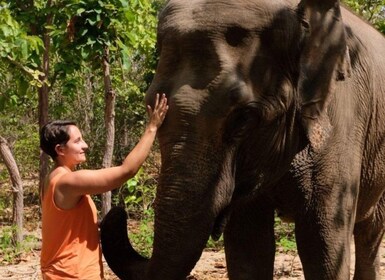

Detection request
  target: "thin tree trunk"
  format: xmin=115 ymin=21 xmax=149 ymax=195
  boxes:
xmin=0 ymin=136 xmax=24 ymax=244
xmin=38 ymin=2 xmax=52 ymax=201
xmin=101 ymin=46 xmax=116 ymax=217
xmin=81 ymin=73 xmax=95 ymax=136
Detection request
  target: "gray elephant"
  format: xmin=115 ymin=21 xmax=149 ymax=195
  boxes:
xmin=100 ymin=0 xmax=385 ymax=279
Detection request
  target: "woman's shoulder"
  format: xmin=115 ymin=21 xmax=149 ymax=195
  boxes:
xmin=49 ymin=166 xmax=70 ymax=181
xmin=45 ymin=167 xmax=70 ymax=193
xmin=42 ymin=166 xmax=69 ymax=203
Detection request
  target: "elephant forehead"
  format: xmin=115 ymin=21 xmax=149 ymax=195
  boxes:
xmin=160 ymin=0 xmax=291 ymax=33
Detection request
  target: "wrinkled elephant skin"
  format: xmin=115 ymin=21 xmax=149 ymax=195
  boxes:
xmin=101 ymin=0 xmax=385 ymax=279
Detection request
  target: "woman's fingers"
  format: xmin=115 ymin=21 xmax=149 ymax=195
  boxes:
xmin=148 ymin=93 xmax=168 ymax=128
xmin=154 ymin=93 xmax=160 ymax=110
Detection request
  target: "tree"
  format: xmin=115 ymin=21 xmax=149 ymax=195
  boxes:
xmin=0 ymin=2 xmax=43 ymax=244
xmin=61 ymin=0 xmax=158 ymax=216
xmin=6 ymin=0 xmax=63 ymax=203
xmin=0 ymin=137 xmax=23 ymax=244
xmin=343 ymin=0 xmax=385 ymax=34
xmin=1 ymin=0 xmax=160 ymax=240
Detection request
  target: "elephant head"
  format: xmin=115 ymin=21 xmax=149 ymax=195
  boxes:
xmin=101 ymin=0 xmax=351 ymax=279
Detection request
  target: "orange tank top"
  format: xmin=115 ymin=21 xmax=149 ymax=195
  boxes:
xmin=40 ymin=170 xmax=103 ymax=279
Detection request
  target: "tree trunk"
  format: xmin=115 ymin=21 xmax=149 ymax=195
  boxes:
xmin=80 ymin=73 xmax=95 ymax=136
xmin=38 ymin=1 xmax=52 ymax=202
xmin=101 ymin=46 xmax=116 ymax=217
xmin=0 ymin=136 xmax=24 ymax=244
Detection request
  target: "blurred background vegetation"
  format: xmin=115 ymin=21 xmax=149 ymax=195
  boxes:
xmin=0 ymin=0 xmax=384 ymax=263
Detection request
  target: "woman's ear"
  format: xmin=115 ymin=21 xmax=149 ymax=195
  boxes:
xmin=297 ymin=0 xmax=350 ymax=150
xmin=55 ymin=144 xmax=65 ymax=157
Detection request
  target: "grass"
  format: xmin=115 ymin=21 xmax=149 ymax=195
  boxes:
xmin=128 ymin=209 xmax=154 ymax=258
xmin=0 ymin=226 xmax=40 ymax=265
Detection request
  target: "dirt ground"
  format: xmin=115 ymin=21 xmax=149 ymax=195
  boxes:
xmin=0 ymin=197 xmax=384 ymax=280
xmin=1 ymin=239 xmax=385 ymax=280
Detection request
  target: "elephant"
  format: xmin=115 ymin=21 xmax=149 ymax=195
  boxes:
xmin=100 ymin=0 xmax=385 ymax=279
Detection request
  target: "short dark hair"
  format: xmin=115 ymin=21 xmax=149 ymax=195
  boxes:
xmin=40 ymin=120 xmax=77 ymax=160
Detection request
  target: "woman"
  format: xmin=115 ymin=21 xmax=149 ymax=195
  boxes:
xmin=39 ymin=94 xmax=168 ymax=279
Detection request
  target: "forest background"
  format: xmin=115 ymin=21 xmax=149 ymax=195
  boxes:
xmin=0 ymin=0 xmax=384 ymax=264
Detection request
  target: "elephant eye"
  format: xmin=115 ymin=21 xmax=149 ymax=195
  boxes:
xmin=225 ymin=26 xmax=249 ymax=47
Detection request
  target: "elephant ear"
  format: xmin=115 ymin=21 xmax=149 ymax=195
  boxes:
xmin=297 ymin=0 xmax=350 ymax=151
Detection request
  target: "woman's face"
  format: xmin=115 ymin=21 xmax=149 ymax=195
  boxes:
xmin=60 ymin=125 xmax=89 ymax=166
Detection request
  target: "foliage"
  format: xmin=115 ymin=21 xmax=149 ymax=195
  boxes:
xmin=0 ymin=194 xmax=11 ymax=217
xmin=53 ymin=0 xmax=158 ymax=73
xmin=0 ymin=2 xmax=43 ymax=63
xmin=343 ymin=0 xmax=385 ymax=34
xmin=0 ymin=226 xmax=17 ymax=263
xmin=121 ymin=167 xmax=157 ymax=215
xmin=44 ymin=0 xmax=160 ymax=171
xmin=206 ymin=235 xmax=224 ymax=250
xmin=128 ymin=208 xmax=154 ymax=258
xmin=0 ymin=2 xmax=43 ymax=111
xmin=275 ymin=217 xmax=297 ymax=253
xmin=0 ymin=114 xmax=39 ymax=178
xmin=0 ymin=226 xmax=39 ymax=264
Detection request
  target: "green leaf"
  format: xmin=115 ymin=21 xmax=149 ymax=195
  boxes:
xmin=81 ymin=48 xmax=90 ymax=59
xmin=77 ymin=8 xmax=86 ymax=15
xmin=81 ymin=29 xmax=88 ymax=36
xmin=121 ymin=50 xmax=131 ymax=70
xmin=119 ymin=0 xmax=129 ymax=8
xmin=86 ymin=37 xmax=96 ymax=46
xmin=86 ymin=18 xmax=97 ymax=26
xmin=20 ymin=40 xmax=28 ymax=59
xmin=0 ymin=25 xmax=12 ymax=37
xmin=10 ymin=94 xmax=18 ymax=105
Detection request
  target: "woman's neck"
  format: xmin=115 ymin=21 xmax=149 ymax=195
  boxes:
xmin=54 ymin=163 xmax=74 ymax=172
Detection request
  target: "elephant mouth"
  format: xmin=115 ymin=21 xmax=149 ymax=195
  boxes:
xmin=220 ymin=100 xmax=303 ymax=204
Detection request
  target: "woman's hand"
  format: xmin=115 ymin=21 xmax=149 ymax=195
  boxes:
xmin=147 ymin=93 xmax=169 ymax=131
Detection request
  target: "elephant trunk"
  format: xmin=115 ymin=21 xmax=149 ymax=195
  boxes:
xmin=147 ymin=143 xmax=224 ymax=279
xmin=100 ymin=207 xmax=148 ymax=280
xmin=101 ymin=141 xmax=227 ymax=280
